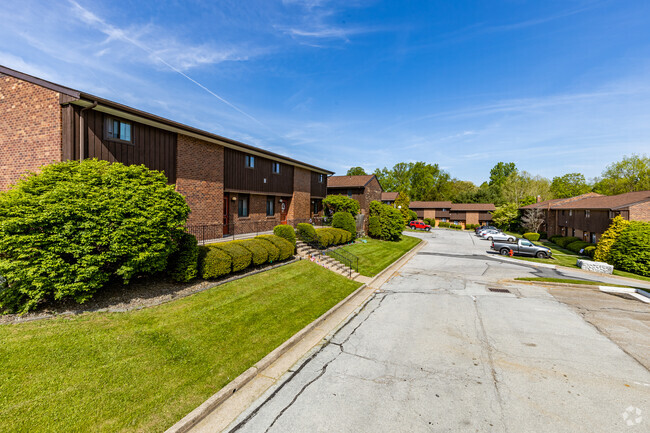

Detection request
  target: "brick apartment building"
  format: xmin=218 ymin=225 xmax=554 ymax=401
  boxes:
xmin=520 ymin=191 xmax=650 ymax=243
xmin=0 ymin=65 xmax=333 ymax=240
xmin=409 ymin=201 xmax=495 ymax=228
xmin=326 ymin=174 xmax=383 ymax=215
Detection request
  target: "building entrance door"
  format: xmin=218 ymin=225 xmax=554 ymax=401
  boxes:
xmin=223 ymin=194 xmax=230 ymax=235
xmin=280 ymin=199 xmax=288 ymax=224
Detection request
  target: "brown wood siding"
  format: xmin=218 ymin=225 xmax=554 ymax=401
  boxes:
xmin=557 ymin=209 xmax=610 ymax=233
xmin=311 ymin=171 xmax=327 ymax=197
xmin=69 ymin=107 xmax=176 ymax=183
xmin=224 ymin=148 xmax=294 ymax=195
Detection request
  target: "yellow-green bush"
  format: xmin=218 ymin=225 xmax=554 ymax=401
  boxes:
xmin=256 ymin=235 xmax=294 ymax=261
xmin=236 ymin=239 xmax=269 ymax=266
xmin=594 ymin=216 xmax=630 ymax=262
xmin=212 ymin=242 xmax=252 ymax=272
xmin=199 ymin=246 xmax=232 ymax=279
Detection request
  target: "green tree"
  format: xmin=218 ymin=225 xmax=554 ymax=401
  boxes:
xmin=491 ymin=202 xmax=520 ymax=230
xmin=346 ymin=166 xmax=367 ymax=176
xmin=448 ymin=180 xmax=478 ymax=202
xmin=373 ymin=161 xmax=453 ymax=200
xmin=489 ymin=162 xmax=517 ymax=186
xmin=394 ymin=192 xmax=411 ymax=222
xmin=501 ymin=171 xmax=551 ymax=206
xmin=593 ymin=154 xmax=650 ymax=195
xmin=550 ymin=173 xmax=592 ymax=198
xmin=594 ymin=215 xmax=630 ymax=263
xmin=322 ymin=195 xmax=360 ymax=216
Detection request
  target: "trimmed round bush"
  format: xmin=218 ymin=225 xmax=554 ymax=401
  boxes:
xmin=273 ymin=224 xmax=296 ymax=246
xmin=213 ymin=242 xmax=252 ymax=272
xmin=199 ymin=246 xmax=232 ymax=279
xmin=236 ymin=239 xmax=269 ymax=266
xmin=329 ymin=228 xmax=343 ymax=245
xmin=257 ymin=238 xmax=280 ymax=263
xmin=297 ymin=223 xmax=318 ymax=242
xmin=583 ymin=245 xmax=596 ymax=258
xmin=555 ymin=236 xmax=581 ymax=248
xmin=566 ymin=241 xmax=593 ymax=254
xmin=316 ymin=228 xmax=333 ymax=248
xmin=323 ymin=195 xmax=360 ymax=216
xmin=523 ymin=233 xmax=541 ymax=242
xmin=256 ymin=235 xmax=294 ymax=261
xmin=168 ymin=232 xmax=199 ymax=282
xmin=332 ymin=211 xmax=356 ymax=240
xmin=0 ymin=159 xmax=190 ymax=313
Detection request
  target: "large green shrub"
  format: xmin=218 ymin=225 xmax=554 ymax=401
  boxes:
xmin=608 ymin=221 xmax=650 ymax=276
xmin=316 ymin=228 xmax=334 ymax=248
xmin=323 ymin=195 xmax=360 ymax=216
xmin=594 ymin=216 xmax=630 ymax=262
xmin=273 ymin=224 xmax=296 ymax=246
xmin=168 ymin=232 xmax=199 ymax=282
xmin=236 ymin=239 xmax=269 ymax=266
xmin=449 ymin=224 xmax=462 ymax=230
xmin=258 ymin=238 xmax=280 ymax=262
xmin=566 ymin=241 xmax=594 ymax=254
xmin=212 ymin=242 xmax=252 ymax=272
xmin=0 ymin=159 xmax=190 ymax=313
xmin=256 ymin=235 xmax=294 ymax=261
xmin=523 ymin=233 xmax=540 ymax=242
xmin=297 ymin=223 xmax=318 ymax=242
xmin=368 ymin=216 xmax=381 ymax=238
xmin=332 ymin=211 xmax=356 ymax=240
xmin=583 ymin=245 xmax=596 ymax=258
xmin=369 ymin=200 xmax=382 ymax=217
xmin=439 ymin=222 xmax=450 ymax=228
xmin=379 ymin=206 xmax=404 ymax=241
xmin=199 ymin=246 xmax=232 ymax=279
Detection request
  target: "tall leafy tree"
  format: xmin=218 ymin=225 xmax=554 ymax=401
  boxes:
xmin=501 ymin=171 xmax=551 ymax=206
xmin=346 ymin=166 xmax=367 ymax=176
xmin=550 ymin=173 xmax=592 ymax=198
xmin=491 ymin=202 xmax=520 ymax=230
xmin=489 ymin=162 xmax=517 ymax=186
xmin=593 ymin=154 xmax=650 ymax=195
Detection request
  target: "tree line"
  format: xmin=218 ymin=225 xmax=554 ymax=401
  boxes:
xmin=346 ymin=154 xmax=650 ymax=206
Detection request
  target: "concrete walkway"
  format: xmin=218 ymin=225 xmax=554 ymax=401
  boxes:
xmin=220 ymin=229 xmax=649 ymax=432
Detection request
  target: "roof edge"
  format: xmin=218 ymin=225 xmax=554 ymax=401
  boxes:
xmin=0 ymin=65 xmax=80 ymax=98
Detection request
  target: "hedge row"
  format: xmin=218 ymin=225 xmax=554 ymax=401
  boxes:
xmin=315 ymin=227 xmax=353 ymax=248
xmin=199 ymin=235 xmax=294 ymax=280
xmin=449 ymin=224 xmax=462 ymax=230
xmin=424 ymin=218 xmax=435 ymax=227
xmin=438 ymin=222 xmax=451 ymax=228
xmin=548 ymin=236 xmax=595 ymax=257
xmin=466 ymin=224 xmax=480 ymax=230
xmin=273 ymin=224 xmax=296 ymax=246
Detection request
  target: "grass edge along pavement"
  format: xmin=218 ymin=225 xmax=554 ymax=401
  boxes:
xmin=328 ymin=235 xmax=421 ymax=277
xmin=501 ymin=235 xmax=650 ymax=284
xmin=0 ymin=260 xmax=361 ymax=433
xmin=514 ymin=277 xmax=649 ymax=291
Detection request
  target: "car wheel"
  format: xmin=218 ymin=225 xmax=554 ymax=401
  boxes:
xmin=426 ymin=227 xmax=431 ymax=231
xmin=500 ymin=248 xmax=509 ymax=256
xmin=536 ymin=252 xmax=547 ymax=259
xmin=488 ymin=236 xmax=493 ymax=241
xmin=507 ymin=237 xmax=514 ymax=242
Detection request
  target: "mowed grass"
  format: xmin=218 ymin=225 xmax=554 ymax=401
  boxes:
xmin=0 ymin=261 xmax=361 ymax=433
xmin=332 ymin=235 xmax=421 ymax=277
xmin=514 ymin=277 xmax=642 ymax=289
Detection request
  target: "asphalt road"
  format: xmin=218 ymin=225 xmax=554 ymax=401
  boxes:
xmin=224 ymin=230 xmax=650 ymax=433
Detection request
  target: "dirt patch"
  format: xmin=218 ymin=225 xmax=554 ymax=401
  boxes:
xmin=1 ymin=258 xmax=299 ymax=326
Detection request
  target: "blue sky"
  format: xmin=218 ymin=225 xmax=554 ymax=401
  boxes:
xmin=1 ymin=0 xmax=649 ymax=184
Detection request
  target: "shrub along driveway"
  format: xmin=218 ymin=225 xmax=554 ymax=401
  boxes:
xmin=0 ymin=261 xmax=361 ymax=433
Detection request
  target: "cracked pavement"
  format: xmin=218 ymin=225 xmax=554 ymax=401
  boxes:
xmin=224 ymin=230 xmax=650 ymax=432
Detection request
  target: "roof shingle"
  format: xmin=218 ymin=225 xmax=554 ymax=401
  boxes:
xmin=327 ymin=175 xmax=377 ymax=188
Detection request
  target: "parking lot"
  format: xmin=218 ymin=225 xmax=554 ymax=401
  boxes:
xmin=222 ymin=229 xmax=649 ymax=433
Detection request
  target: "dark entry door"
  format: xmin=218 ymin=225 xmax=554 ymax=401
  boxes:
xmin=223 ymin=194 xmax=230 ymax=235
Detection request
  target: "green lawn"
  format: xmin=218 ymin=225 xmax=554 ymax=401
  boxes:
xmin=330 ymin=235 xmax=421 ymax=277
xmin=0 ymin=261 xmax=361 ymax=433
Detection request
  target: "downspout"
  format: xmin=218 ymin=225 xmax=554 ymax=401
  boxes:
xmin=79 ymin=101 xmax=98 ymax=160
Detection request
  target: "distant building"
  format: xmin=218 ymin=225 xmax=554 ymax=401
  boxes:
xmin=409 ymin=201 xmax=495 ymax=228
xmin=520 ymin=191 xmax=650 ymax=243
xmin=326 ymin=174 xmax=383 ymax=215
xmin=381 ymin=192 xmax=399 ymax=206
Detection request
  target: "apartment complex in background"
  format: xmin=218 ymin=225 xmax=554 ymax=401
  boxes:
xmin=521 ymin=191 xmax=650 ymax=243
xmin=409 ymin=201 xmax=495 ymax=228
xmin=0 ymin=65 xmax=332 ymax=241
xmin=326 ymin=174 xmax=383 ymax=215
xmin=380 ymin=192 xmax=399 ymax=206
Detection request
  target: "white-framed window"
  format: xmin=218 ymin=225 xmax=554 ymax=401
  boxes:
xmin=319 ymin=174 xmax=325 ymax=183
xmin=585 ymin=210 xmax=590 ymax=218
xmin=272 ymin=162 xmax=280 ymax=174
xmin=245 ymin=155 xmax=255 ymax=168
xmin=105 ymin=117 xmax=132 ymax=143
xmin=569 ymin=210 xmax=573 ymax=216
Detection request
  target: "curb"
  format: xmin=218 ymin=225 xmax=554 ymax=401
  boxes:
xmin=489 ymin=254 xmax=558 ymax=269
xmin=165 ymin=238 xmax=426 ymax=433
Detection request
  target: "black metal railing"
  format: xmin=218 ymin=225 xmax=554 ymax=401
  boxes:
xmin=186 ymin=218 xmax=329 ymax=244
xmin=327 ymin=246 xmax=359 ymax=278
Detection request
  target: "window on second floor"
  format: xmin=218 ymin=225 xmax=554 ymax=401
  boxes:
xmin=318 ymin=174 xmax=324 ymax=183
xmin=245 ymin=155 xmax=255 ymax=168
xmin=105 ymin=117 xmax=132 ymax=143
xmin=347 ymin=189 xmax=352 ymax=197
xmin=585 ymin=210 xmax=591 ymax=218
xmin=569 ymin=210 xmax=573 ymax=216
xmin=272 ymin=162 xmax=280 ymax=174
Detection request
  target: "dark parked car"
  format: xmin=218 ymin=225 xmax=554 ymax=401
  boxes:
xmin=491 ymin=238 xmax=552 ymax=258
xmin=409 ymin=220 xmax=432 ymax=231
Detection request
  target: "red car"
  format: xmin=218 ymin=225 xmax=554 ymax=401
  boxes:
xmin=409 ymin=220 xmax=432 ymax=231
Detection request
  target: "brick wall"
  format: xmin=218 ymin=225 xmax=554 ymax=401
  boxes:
xmin=465 ymin=211 xmax=479 ymax=225
xmin=629 ymin=202 xmax=650 ymax=222
xmin=229 ymin=193 xmax=282 ymax=234
xmin=0 ymin=75 xmax=62 ymax=191
xmin=175 ymin=134 xmax=224 ymax=227
xmin=288 ymin=167 xmax=311 ymax=221
xmin=362 ymin=177 xmax=383 ymax=214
